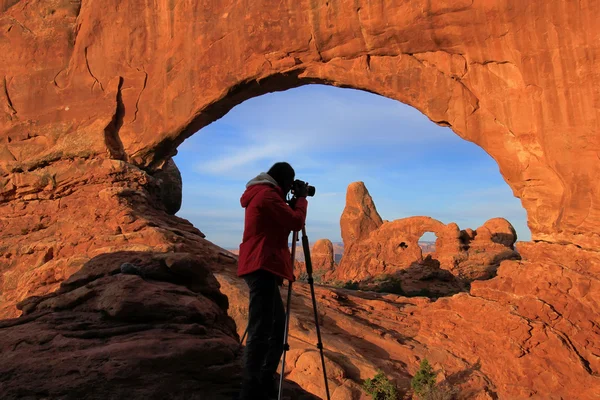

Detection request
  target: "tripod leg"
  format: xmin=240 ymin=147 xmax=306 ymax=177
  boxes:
xmin=278 ymin=230 xmax=299 ymax=400
xmin=301 ymin=226 xmax=331 ymax=400
xmin=240 ymin=325 xmax=249 ymax=345
xmin=278 ymin=280 xmax=293 ymax=400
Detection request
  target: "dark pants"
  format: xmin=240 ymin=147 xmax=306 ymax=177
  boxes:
xmin=240 ymin=270 xmax=286 ymax=400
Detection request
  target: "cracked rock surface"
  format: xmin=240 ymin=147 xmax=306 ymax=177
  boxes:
xmin=0 ymin=251 xmax=319 ymax=400
xmin=1 ymin=0 xmax=599 ymax=248
xmin=220 ymin=242 xmax=600 ymax=399
xmin=1 ymin=1 xmax=600 ymax=399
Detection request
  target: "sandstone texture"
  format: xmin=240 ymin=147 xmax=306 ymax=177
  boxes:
xmin=295 ymin=238 xmax=338 ymax=283
xmin=217 ymin=242 xmax=600 ymax=400
xmin=1 ymin=1 xmax=600 ymax=399
xmin=333 ymin=182 xmax=520 ymax=294
xmin=310 ymin=239 xmax=336 ymax=272
xmin=0 ymin=158 xmax=208 ymax=319
xmin=2 ymin=0 xmax=599 ymax=249
xmin=340 ymin=182 xmax=383 ymax=247
xmin=0 ymin=251 xmax=318 ymax=400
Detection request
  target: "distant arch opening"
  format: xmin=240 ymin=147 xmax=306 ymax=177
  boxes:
xmin=418 ymin=232 xmax=437 ymax=255
xmin=173 ymin=84 xmax=528 ymax=300
xmin=174 ymin=84 xmax=530 ymax=255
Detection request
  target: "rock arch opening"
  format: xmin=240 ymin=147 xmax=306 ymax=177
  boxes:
xmin=173 ymin=84 xmax=527 ymax=298
xmin=2 ymin=2 xmax=598 ymax=398
xmin=418 ymin=232 xmax=437 ymax=255
xmin=173 ymin=84 xmax=529 ymax=250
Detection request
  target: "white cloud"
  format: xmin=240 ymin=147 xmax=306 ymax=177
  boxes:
xmin=178 ymin=208 xmax=243 ymax=220
xmin=183 ymin=85 xmax=458 ymax=178
xmin=195 ymin=141 xmax=293 ymax=174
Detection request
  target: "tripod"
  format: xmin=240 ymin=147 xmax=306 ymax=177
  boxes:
xmin=239 ymin=225 xmax=331 ymax=400
xmin=278 ymin=226 xmax=331 ymax=400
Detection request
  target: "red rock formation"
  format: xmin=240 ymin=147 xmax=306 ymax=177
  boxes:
xmin=334 ymin=183 xmax=519 ymax=287
xmin=0 ymin=251 xmax=241 ymax=399
xmin=294 ymin=239 xmax=336 ymax=282
xmin=0 ymin=251 xmax=319 ymax=400
xmin=216 ymin=242 xmax=600 ymax=400
xmin=340 ymin=182 xmax=383 ymax=247
xmin=454 ymin=218 xmax=520 ymax=281
xmin=336 ymin=215 xmax=454 ymax=281
xmin=2 ymin=0 xmax=599 ymax=248
xmin=310 ymin=239 xmax=336 ymax=274
xmin=1 ymin=1 xmax=600 ymax=399
xmin=0 ymin=158 xmax=208 ymax=319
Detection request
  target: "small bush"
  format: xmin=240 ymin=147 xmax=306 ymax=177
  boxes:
xmin=374 ymin=273 xmax=390 ymax=283
xmin=372 ymin=276 xmax=405 ymax=296
xmin=418 ymin=385 xmax=457 ymax=400
xmin=411 ymin=359 xmax=437 ymax=397
xmin=297 ymin=269 xmax=326 ymax=284
xmin=343 ymin=280 xmax=360 ymax=290
xmin=313 ymin=269 xmax=326 ymax=284
xmin=362 ymin=370 xmax=398 ymax=400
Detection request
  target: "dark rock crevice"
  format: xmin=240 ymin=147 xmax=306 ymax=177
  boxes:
xmin=103 ymin=77 xmax=127 ymax=160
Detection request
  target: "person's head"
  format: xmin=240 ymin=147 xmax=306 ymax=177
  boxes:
xmin=267 ymin=162 xmax=295 ymax=194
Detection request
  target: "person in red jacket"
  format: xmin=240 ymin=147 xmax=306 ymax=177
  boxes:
xmin=237 ymin=162 xmax=308 ymax=400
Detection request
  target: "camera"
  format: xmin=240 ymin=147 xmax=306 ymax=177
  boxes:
xmin=291 ymin=179 xmax=316 ymax=197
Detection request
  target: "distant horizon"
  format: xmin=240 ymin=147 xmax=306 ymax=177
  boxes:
xmin=222 ymin=238 xmax=529 ymax=251
xmin=174 ymin=84 xmax=530 ymax=249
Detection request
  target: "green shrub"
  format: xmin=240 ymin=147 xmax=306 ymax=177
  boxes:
xmin=372 ymin=276 xmax=405 ymax=296
xmin=411 ymin=359 xmax=437 ymax=398
xmin=297 ymin=269 xmax=326 ymax=284
xmin=418 ymin=385 xmax=457 ymax=400
xmin=313 ymin=269 xmax=326 ymax=284
xmin=343 ymin=280 xmax=360 ymax=290
xmin=411 ymin=359 xmax=458 ymax=400
xmin=362 ymin=370 xmax=398 ymax=400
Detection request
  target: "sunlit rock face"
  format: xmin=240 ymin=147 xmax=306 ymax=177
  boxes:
xmin=332 ymin=182 xmax=520 ymax=295
xmin=1 ymin=1 xmax=599 ymax=399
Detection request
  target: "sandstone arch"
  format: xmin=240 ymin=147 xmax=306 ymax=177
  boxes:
xmin=1 ymin=2 xmax=600 ymax=398
xmin=1 ymin=0 xmax=599 ymax=250
xmin=336 ymin=215 xmax=461 ymax=281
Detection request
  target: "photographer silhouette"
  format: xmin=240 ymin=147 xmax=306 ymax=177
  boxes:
xmin=237 ymin=162 xmax=308 ymax=400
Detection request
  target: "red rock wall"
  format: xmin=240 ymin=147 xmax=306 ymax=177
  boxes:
xmin=1 ymin=0 xmax=599 ymax=249
xmin=1 ymin=1 xmax=600 ymax=398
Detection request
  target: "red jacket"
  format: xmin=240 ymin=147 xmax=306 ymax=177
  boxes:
xmin=237 ymin=173 xmax=308 ymax=282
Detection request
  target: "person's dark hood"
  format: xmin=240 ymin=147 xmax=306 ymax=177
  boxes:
xmin=240 ymin=172 xmax=282 ymax=208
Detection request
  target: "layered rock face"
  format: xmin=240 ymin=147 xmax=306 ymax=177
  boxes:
xmin=333 ymin=182 xmax=520 ymax=291
xmin=311 ymin=239 xmax=336 ymax=272
xmin=295 ymin=239 xmax=338 ymax=282
xmin=0 ymin=251 xmax=242 ymax=399
xmin=340 ymin=182 xmax=383 ymax=247
xmin=1 ymin=0 xmax=599 ymax=248
xmin=217 ymin=242 xmax=600 ymax=400
xmin=0 ymin=158 xmax=205 ymax=319
xmin=1 ymin=0 xmax=600 ymax=399
xmin=0 ymin=248 xmax=318 ymax=400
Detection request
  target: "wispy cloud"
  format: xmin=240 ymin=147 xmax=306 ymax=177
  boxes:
xmin=195 ymin=141 xmax=293 ymax=174
xmin=173 ymin=84 xmax=532 ymax=247
xmin=181 ymin=84 xmax=457 ymax=178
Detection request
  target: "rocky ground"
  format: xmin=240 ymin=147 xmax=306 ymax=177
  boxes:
xmin=220 ymin=241 xmax=600 ymax=400
xmin=1 ymin=164 xmax=598 ymax=399
xmin=0 ymin=251 xmax=318 ymax=400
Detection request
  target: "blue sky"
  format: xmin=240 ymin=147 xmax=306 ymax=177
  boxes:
xmin=173 ymin=84 xmax=530 ymax=249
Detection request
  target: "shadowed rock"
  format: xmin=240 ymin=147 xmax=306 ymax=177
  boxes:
xmin=0 ymin=251 xmax=319 ymax=400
